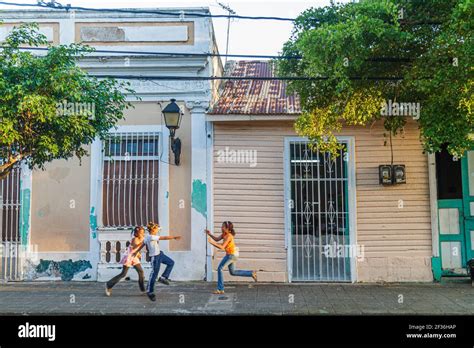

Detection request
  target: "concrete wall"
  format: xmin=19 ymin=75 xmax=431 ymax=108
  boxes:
xmin=0 ymin=9 xmax=221 ymax=281
xmin=94 ymin=100 xmax=204 ymax=282
xmin=116 ymin=101 xmax=192 ymax=251
xmin=31 ymin=154 xmax=91 ymax=252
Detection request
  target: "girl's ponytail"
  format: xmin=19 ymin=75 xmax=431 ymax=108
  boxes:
xmin=133 ymin=226 xmax=144 ymax=237
xmin=147 ymin=221 xmax=158 ymax=232
xmin=223 ymin=221 xmax=236 ymax=236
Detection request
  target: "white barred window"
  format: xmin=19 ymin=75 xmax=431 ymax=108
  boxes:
xmin=101 ymin=132 xmax=160 ymax=227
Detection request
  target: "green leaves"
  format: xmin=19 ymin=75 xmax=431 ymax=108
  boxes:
xmin=279 ymin=0 xmax=474 ymax=157
xmin=0 ymin=23 xmax=136 ymax=179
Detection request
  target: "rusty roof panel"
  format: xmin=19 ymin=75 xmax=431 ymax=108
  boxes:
xmin=208 ymin=60 xmax=301 ymax=115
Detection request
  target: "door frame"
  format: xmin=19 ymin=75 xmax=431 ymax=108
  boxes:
xmin=436 ymin=150 xmax=474 ymax=277
xmin=283 ymin=136 xmax=357 ymax=283
xmin=437 ymin=199 xmax=467 ymax=276
xmin=461 ymin=153 xmax=474 ymax=263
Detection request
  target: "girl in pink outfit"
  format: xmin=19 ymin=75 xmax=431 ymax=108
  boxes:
xmin=105 ymin=226 xmax=146 ymax=296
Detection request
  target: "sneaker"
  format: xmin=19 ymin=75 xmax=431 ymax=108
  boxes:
xmin=105 ymin=285 xmax=112 ymax=297
xmin=158 ymin=277 xmax=170 ymax=285
xmin=213 ymin=290 xmax=224 ymax=294
xmin=252 ymin=271 xmax=258 ymax=282
xmin=147 ymin=292 xmax=156 ymax=302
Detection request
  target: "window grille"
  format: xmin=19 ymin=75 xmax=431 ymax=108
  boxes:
xmin=101 ymin=132 xmax=160 ymax=228
xmin=0 ymin=166 xmax=23 ymax=280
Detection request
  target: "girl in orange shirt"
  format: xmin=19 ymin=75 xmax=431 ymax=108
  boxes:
xmin=206 ymin=221 xmax=257 ymax=294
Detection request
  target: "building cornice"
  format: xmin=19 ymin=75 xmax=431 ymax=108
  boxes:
xmin=0 ymin=8 xmax=211 ymax=20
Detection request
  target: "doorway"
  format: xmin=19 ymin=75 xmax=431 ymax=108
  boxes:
xmin=285 ymin=138 xmax=355 ymax=282
xmin=436 ymin=147 xmax=473 ymax=275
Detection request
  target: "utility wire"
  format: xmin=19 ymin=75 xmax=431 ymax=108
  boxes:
xmin=0 ymin=1 xmax=444 ymax=24
xmin=1 ymin=46 xmax=301 ymax=60
xmin=0 ymin=1 xmax=297 ymax=21
xmin=91 ymin=75 xmax=405 ymax=81
xmin=217 ymin=2 xmax=236 ymax=65
xmin=2 ymin=46 xmax=419 ymax=63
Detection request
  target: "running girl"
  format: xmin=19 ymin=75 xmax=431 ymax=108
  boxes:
xmin=105 ymin=226 xmax=146 ymax=296
xmin=206 ymin=221 xmax=257 ymax=294
xmin=145 ymin=222 xmax=181 ymax=302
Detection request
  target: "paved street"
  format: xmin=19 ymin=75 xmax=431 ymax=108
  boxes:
xmin=0 ymin=279 xmax=473 ymax=315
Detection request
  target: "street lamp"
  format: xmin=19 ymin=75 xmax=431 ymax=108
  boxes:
xmin=162 ymin=99 xmax=183 ymax=165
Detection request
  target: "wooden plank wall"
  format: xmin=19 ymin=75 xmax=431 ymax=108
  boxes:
xmin=212 ymin=119 xmax=432 ymax=282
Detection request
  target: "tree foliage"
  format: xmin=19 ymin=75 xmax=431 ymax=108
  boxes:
xmin=0 ymin=23 xmax=136 ymax=179
xmin=279 ymin=0 xmax=473 ymax=157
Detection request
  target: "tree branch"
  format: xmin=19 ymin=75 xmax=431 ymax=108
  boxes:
xmin=0 ymin=153 xmax=27 ymax=181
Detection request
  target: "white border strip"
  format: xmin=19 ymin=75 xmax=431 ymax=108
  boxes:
xmin=206 ymin=114 xmax=298 ymax=122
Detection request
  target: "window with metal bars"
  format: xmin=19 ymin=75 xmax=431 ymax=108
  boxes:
xmin=1 ymin=166 xmax=21 ymax=243
xmin=1 ymin=166 xmax=23 ymax=281
xmin=101 ymin=132 xmax=160 ymax=228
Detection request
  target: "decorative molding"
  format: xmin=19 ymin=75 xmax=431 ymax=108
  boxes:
xmin=185 ymin=100 xmax=210 ymax=113
xmin=130 ymin=79 xmax=207 ymax=93
xmin=75 ymin=21 xmax=194 ymax=46
xmin=0 ymin=22 xmax=60 ymax=45
xmin=114 ymin=79 xmax=211 ymax=101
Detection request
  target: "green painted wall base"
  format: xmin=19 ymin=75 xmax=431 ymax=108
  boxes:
xmin=431 ymin=256 xmax=442 ymax=281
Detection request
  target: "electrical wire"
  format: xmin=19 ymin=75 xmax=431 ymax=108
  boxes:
xmin=3 ymin=46 xmax=418 ymax=63
xmin=0 ymin=47 xmax=417 ymax=81
xmin=0 ymin=48 xmax=412 ymax=81
xmin=92 ymin=75 xmax=405 ymax=81
xmin=0 ymin=1 xmax=443 ymax=24
xmin=1 ymin=45 xmax=302 ymax=60
xmin=0 ymin=1 xmax=297 ymax=21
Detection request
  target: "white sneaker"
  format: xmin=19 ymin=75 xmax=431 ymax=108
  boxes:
xmin=105 ymin=285 xmax=112 ymax=297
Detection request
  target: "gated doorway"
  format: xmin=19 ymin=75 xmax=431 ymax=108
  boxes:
xmin=436 ymin=147 xmax=474 ymax=276
xmin=0 ymin=166 xmax=23 ymax=281
xmin=285 ymin=138 xmax=355 ymax=282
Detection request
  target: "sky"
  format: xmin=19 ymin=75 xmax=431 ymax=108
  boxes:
xmin=0 ymin=0 xmax=351 ymax=57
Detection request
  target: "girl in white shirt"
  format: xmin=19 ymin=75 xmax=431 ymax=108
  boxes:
xmin=145 ymin=222 xmax=181 ymax=302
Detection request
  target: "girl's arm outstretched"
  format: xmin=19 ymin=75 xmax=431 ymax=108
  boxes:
xmin=159 ymin=235 xmax=181 ymax=241
xmin=208 ymin=235 xmax=230 ymax=251
xmin=204 ymin=229 xmax=223 ymax=242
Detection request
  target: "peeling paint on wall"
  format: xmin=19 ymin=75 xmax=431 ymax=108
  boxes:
xmin=81 ymin=27 xmax=126 ymax=42
xmin=191 ymin=179 xmax=207 ymax=218
xmin=90 ymin=207 xmax=97 ymax=239
xmin=37 ymin=204 xmax=51 ymax=218
xmin=47 ymin=166 xmax=71 ymax=183
xmin=35 ymin=259 xmax=92 ymax=281
xmin=20 ymin=188 xmax=31 ymax=246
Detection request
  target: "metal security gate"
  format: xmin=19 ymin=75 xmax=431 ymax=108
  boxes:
xmin=287 ymin=140 xmax=351 ymax=282
xmin=101 ymin=132 xmax=160 ymax=228
xmin=0 ymin=167 xmax=23 ymax=281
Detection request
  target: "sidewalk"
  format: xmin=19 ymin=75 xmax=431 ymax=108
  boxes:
xmin=0 ymin=280 xmax=473 ymax=315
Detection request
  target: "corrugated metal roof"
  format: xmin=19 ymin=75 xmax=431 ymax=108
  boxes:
xmin=208 ymin=60 xmax=301 ymax=115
